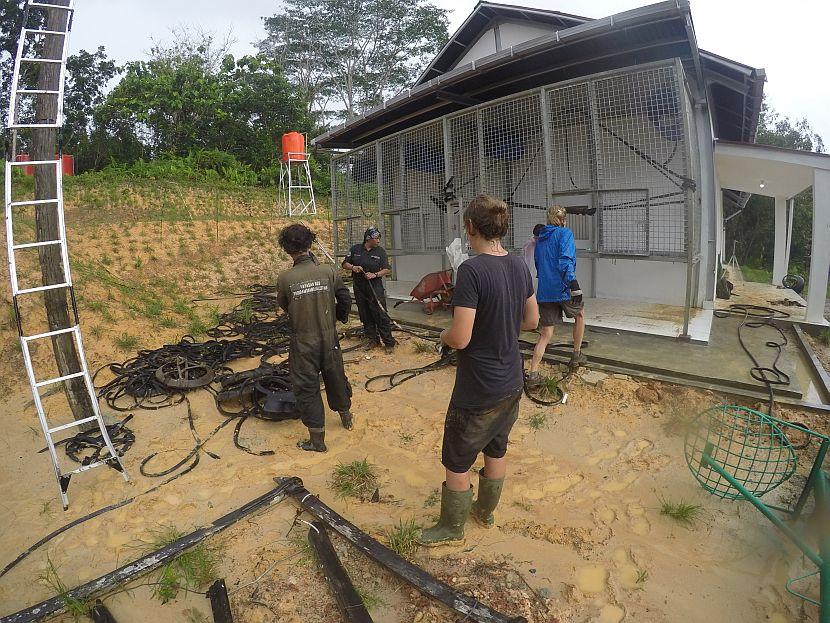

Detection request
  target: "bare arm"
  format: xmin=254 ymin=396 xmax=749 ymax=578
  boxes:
xmin=521 ymin=294 xmax=540 ymax=331
xmin=440 ymin=306 xmax=476 ymax=350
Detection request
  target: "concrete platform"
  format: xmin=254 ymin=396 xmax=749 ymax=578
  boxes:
xmin=716 ymin=279 xmax=811 ymax=324
xmin=386 ymin=301 xmax=830 ymax=407
xmin=385 ymin=280 xmax=713 ymax=343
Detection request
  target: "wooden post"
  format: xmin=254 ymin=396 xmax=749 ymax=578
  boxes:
xmin=307 ymin=521 xmax=374 ymax=623
xmin=31 ymin=0 xmax=94 ymax=421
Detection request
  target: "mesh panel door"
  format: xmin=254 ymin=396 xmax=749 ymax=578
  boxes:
xmin=598 ymin=190 xmax=649 ymax=255
xmin=593 ymin=66 xmax=689 ymax=256
xmin=401 ymin=121 xmax=445 ymax=252
xmin=480 ymin=95 xmax=546 ymax=250
xmin=332 ymin=155 xmax=350 ymax=255
xmin=347 ymin=148 xmax=379 ymax=252
xmin=380 ymin=137 xmax=402 ymax=252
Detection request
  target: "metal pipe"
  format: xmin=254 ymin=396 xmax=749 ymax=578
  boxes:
xmin=701 ymin=451 xmax=822 ymax=567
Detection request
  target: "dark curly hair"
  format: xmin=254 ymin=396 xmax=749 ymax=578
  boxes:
xmin=463 ymin=194 xmax=509 ymax=240
xmin=278 ymin=223 xmax=316 ymax=255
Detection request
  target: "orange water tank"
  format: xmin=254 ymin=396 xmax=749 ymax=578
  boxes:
xmin=14 ymin=154 xmax=74 ymax=176
xmin=281 ymin=132 xmax=306 ymax=162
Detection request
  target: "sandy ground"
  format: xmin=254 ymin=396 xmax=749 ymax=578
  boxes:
xmin=1 ymin=333 xmax=827 ymax=622
xmin=0 ymin=185 xmax=827 ymax=622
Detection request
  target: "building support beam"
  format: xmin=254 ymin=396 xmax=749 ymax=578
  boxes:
xmin=785 ymin=198 xmax=795 ymax=273
xmin=806 ymin=169 xmax=830 ymax=324
xmin=772 ymin=196 xmax=788 ymax=285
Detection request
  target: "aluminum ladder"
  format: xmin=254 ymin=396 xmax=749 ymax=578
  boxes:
xmin=5 ymin=0 xmax=129 ymax=509
xmin=279 ymin=152 xmax=317 ymax=217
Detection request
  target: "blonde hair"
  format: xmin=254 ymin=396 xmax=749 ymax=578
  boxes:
xmin=547 ymin=205 xmax=567 ymax=226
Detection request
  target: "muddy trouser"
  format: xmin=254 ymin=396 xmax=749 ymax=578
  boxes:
xmin=355 ymin=284 xmax=394 ymax=346
xmin=289 ymin=336 xmax=352 ymax=430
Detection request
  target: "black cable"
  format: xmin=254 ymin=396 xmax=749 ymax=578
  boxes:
xmin=365 ymin=351 xmax=456 ymax=392
xmin=713 ymin=304 xmax=791 ymax=418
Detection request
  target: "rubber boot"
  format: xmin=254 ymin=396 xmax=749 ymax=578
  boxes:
xmin=298 ymin=428 xmax=326 ymax=452
xmin=339 ymin=411 xmax=354 ymax=430
xmin=525 ymin=371 xmax=543 ymax=389
xmin=569 ymin=351 xmax=588 ymax=369
xmin=417 ymin=483 xmax=473 ymax=547
xmin=471 ymin=473 xmax=505 ymax=528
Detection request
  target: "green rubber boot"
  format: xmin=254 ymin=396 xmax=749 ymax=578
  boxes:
xmin=471 ymin=473 xmax=505 ymax=528
xmin=417 ymin=483 xmax=473 ymax=547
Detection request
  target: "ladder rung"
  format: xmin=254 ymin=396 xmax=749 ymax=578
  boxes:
xmin=17 ymin=89 xmax=61 ymax=95
xmin=49 ymin=416 xmax=96 ymax=434
xmin=20 ymin=57 xmax=62 ymax=64
xmin=8 ymin=159 xmax=60 ymax=166
xmin=13 ymin=240 xmax=63 ymax=250
xmin=22 ymin=325 xmax=77 ymax=342
xmin=290 ymin=185 xmax=313 ymax=189
xmin=17 ymin=282 xmax=70 ymax=295
xmin=28 ymin=2 xmax=75 ymax=10
xmin=10 ymin=199 xmax=60 ymax=206
xmin=36 ymin=370 xmax=85 ymax=388
xmin=7 ymin=122 xmax=60 ymax=129
xmin=23 ymin=28 xmax=68 ymax=36
xmin=66 ymin=458 xmax=116 ymax=477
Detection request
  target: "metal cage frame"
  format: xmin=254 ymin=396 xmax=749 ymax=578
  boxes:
xmin=331 ymin=59 xmax=698 ymax=267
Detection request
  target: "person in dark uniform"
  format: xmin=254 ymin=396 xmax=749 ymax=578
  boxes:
xmin=277 ymin=224 xmax=354 ymax=453
xmin=342 ymin=227 xmax=397 ymax=353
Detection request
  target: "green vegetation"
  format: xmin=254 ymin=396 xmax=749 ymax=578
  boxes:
xmin=187 ymin=315 xmax=209 ymax=337
xmin=144 ymin=527 xmax=220 ymax=603
xmin=636 ymin=569 xmax=649 ymax=585
xmin=115 ymin=333 xmax=139 ymax=351
xmin=40 ymin=556 xmax=90 ymax=620
xmin=330 ymin=458 xmax=379 ymax=500
xmin=658 ymin=496 xmax=703 ymax=528
xmin=818 ymin=328 xmax=830 ymax=347
xmin=356 ymin=583 xmax=388 ymax=610
xmin=289 ymin=534 xmax=315 ymax=567
xmin=385 ymin=519 xmax=420 ymax=560
xmin=411 ymin=340 xmax=435 ymax=354
xmin=528 ymin=411 xmax=550 ymax=431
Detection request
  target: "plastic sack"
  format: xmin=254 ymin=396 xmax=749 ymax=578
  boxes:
xmin=445 ymin=238 xmax=469 ymax=281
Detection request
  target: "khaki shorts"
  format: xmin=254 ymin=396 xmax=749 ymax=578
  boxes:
xmin=539 ymin=300 xmax=584 ymax=327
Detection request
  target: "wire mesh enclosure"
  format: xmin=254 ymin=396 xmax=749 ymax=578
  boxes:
xmin=684 ymin=405 xmax=797 ymax=501
xmin=330 ymin=61 xmax=695 ymax=258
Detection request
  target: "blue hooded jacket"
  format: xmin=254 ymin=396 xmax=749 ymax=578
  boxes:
xmin=535 ymin=225 xmax=576 ymax=303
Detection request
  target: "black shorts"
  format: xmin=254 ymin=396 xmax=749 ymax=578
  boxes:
xmin=539 ymin=300 xmax=583 ymax=327
xmin=441 ymin=388 xmax=522 ymax=474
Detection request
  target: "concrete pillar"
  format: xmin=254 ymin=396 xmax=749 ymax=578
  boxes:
xmin=806 ymin=169 xmax=830 ymax=324
xmin=785 ymin=198 xmax=794 ymax=271
xmin=772 ymin=196 xmax=788 ymax=285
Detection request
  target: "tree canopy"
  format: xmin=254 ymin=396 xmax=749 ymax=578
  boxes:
xmin=258 ymin=0 xmax=449 ymax=124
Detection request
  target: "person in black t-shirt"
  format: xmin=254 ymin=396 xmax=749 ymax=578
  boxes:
xmin=418 ymin=195 xmax=539 ymax=547
xmin=342 ymin=228 xmax=397 ymax=353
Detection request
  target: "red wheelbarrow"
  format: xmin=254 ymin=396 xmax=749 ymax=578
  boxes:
xmin=393 ymin=269 xmax=454 ymax=315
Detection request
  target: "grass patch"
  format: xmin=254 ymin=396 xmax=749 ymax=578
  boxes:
xmin=159 ymin=315 xmax=178 ymax=329
xmin=330 ymin=458 xmax=378 ymax=500
xmin=658 ymin=496 xmax=703 ymax=528
xmin=539 ymin=376 xmax=561 ymax=398
xmin=356 ymin=584 xmax=388 ymax=610
xmin=411 ymin=340 xmax=435 ymax=354
xmin=289 ymin=534 xmax=315 ymax=567
xmin=385 ymin=519 xmax=420 ymax=560
xmin=399 ymin=431 xmax=415 ymax=445
xmin=187 ymin=315 xmax=209 ymax=337
xmin=172 ymin=298 xmax=192 ymax=316
xmin=528 ymin=411 xmax=549 ymax=431
xmin=115 ymin=333 xmax=138 ymax=351
xmin=143 ymin=298 xmax=165 ymax=319
xmin=144 ymin=526 xmax=220 ymax=603
xmin=635 ymin=569 xmax=649 ymax=585
xmin=41 ymin=556 xmax=90 ymax=620
xmin=819 ymin=328 xmax=830 ymax=347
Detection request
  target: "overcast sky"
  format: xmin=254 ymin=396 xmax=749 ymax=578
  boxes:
xmin=66 ymin=0 xmax=828 ymax=147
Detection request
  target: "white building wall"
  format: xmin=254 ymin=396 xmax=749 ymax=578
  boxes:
xmin=594 ymin=258 xmax=688 ymax=306
xmin=455 ymin=30 xmax=498 ymax=68
xmin=394 ymin=254 xmax=444 ymax=282
xmin=498 ymin=21 xmax=557 ymax=48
